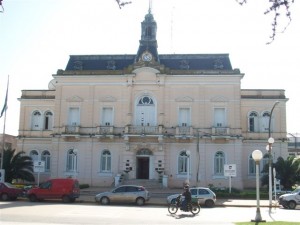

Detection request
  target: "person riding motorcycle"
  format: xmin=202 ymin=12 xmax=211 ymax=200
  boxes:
xmin=181 ymin=185 xmax=192 ymax=210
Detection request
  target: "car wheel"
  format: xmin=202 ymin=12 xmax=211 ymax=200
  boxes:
xmin=29 ymin=194 xmax=37 ymax=202
xmin=288 ymin=201 xmax=296 ymax=209
xmin=136 ymin=197 xmax=145 ymax=206
xmin=205 ymin=199 xmax=215 ymax=208
xmin=1 ymin=193 xmax=9 ymax=201
xmin=70 ymin=198 xmax=76 ymax=203
xmin=100 ymin=197 xmax=110 ymax=205
xmin=62 ymin=195 xmax=71 ymax=203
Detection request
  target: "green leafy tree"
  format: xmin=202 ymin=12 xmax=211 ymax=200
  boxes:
xmin=274 ymin=156 xmax=299 ymax=189
xmin=2 ymin=149 xmax=35 ymax=183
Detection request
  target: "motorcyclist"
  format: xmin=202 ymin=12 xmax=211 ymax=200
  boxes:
xmin=181 ymin=185 xmax=192 ymax=210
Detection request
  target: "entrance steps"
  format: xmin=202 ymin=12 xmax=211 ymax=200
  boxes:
xmin=122 ymin=179 xmax=163 ymax=189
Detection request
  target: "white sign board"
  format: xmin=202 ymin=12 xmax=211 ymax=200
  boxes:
xmin=224 ymin=164 xmax=236 ymax=177
xmin=34 ymin=161 xmax=45 ymax=173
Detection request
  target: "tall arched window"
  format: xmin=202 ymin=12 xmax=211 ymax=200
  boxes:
xmin=31 ymin=110 xmax=42 ymax=130
xmin=262 ymin=154 xmax=269 ymax=173
xmin=261 ymin=111 xmax=271 ymax=132
xmin=178 ymin=151 xmax=189 ymax=174
xmin=135 ymin=95 xmax=156 ymax=126
xmin=248 ymin=154 xmax=256 ymax=175
xmin=214 ymin=151 xmax=225 ymax=175
xmin=248 ymin=111 xmax=258 ymax=132
xmin=41 ymin=150 xmax=51 ymax=172
xmin=100 ymin=150 xmax=111 ymax=172
xmin=66 ymin=149 xmax=78 ymax=172
xmin=30 ymin=150 xmax=39 ymax=161
xmin=44 ymin=111 xmax=53 ymax=130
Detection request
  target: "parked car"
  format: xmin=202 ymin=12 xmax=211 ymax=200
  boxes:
xmin=95 ymin=185 xmax=150 ymax=206
xmin=278 ymin=187 xmax=300 ymax=209
xmin=167 ymin=187 xmax=216 ymax=207
xmin=26 ymin=178 xmax=80 ymax=203
xmin=0 ymin=182 xmax=24 ymax=201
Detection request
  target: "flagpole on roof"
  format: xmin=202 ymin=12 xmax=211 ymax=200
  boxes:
xmin=1 ymin=75 xmax=9 ymax=170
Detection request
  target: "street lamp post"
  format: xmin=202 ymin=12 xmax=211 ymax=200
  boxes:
xmin=268 ymin=101 xmax=279 ymax=208
xmin=251 ymin=149 xmax=265 ymax=222
xmin=72 ymin=149 xmax=78 ymax=179
xmin=186 ymin=150 xmax=190 ymax=185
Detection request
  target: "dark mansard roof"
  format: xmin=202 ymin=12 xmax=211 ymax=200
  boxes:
xmin=65 ymin=53 xmax=233 ymax=71
xmin=64 ymin=10 xmax=234 ymax=73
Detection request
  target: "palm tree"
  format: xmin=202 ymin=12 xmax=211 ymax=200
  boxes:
xmin=274 ymin=156 xmax=300 ymax=189
xmin=2 ymin=148 xmax=35 ymax=183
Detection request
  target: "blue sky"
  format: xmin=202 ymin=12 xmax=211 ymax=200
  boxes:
xmin=0 ymin=0 xmax=299 ymax=136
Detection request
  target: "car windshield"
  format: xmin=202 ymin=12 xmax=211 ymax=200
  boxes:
xmin=291 ymin=188 xmax=300 ymax=194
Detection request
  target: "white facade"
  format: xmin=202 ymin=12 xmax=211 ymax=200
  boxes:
xmin=17 ymin=11 xmax=288 ymax=189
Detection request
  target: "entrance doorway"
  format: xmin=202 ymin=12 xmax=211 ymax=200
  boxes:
xmin=136 ymin=157 xmax=149 ymax=179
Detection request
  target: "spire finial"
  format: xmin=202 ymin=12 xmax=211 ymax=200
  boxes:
xmin=148 ymin=0 xmax=152 ymax=13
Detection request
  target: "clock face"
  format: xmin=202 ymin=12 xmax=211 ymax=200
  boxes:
xmin=48 ymin=79 xmax=57 ymax=90
xmin=142 ymin=52 xmax=152 ymax=62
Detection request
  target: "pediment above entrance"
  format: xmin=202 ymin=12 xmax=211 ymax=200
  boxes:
xmin=136 ymin=148 xmax=153 ymax=156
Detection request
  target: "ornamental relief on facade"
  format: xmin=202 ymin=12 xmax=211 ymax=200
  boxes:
xmin=66 ymin=95 xmax=83 ymax=102
xmin=175 ymin=96 xmax=194 ymax=102
xmin=100 ymin=96 xmax=117 ymax=102
xmin=210 ymin=95 xmax=229 ymax=102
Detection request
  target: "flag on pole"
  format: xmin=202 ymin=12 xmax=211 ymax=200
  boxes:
xmin=0 ymin=76 xmax=9 ymax=118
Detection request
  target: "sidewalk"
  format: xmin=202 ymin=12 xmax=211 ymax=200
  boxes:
xmin=78 ymin=187 xmax=276 ymax=208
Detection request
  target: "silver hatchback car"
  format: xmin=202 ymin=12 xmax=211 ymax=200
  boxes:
xmin=167 ymin=187 xmax=216 ymax=207
xmin=95 ymin=185 xmax=150 ymax=206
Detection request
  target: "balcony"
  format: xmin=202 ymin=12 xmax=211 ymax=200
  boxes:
xmin=175 ymin=126 xmax=193 ymax=139
xmin=212 ymin=127 xmax=229 ymax=135
xmin=124 ymin=125 xmax=163 ymax=136
xmin=95 ymin=126 xmax=115 ymax=139
xmin=61 ymin=125 xmax=80 ymax=139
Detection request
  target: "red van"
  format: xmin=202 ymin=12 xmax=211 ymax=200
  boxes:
xmin=27 ymin=178 xmax=80 ymax=203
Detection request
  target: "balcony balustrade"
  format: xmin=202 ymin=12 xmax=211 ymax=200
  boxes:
xmin=126 ymin=125 xmax=160 ymax=135
xmin=64 ymin=125 xmax=80 ymax=134
xmin=212 ymin=127 xmax=229 ymax=135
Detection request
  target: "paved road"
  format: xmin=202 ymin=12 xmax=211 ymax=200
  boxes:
xmin=1 ymin=201 xmax=299 ymax=225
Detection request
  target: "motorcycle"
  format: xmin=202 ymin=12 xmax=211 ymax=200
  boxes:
xmin=168 ymin=194 xmax=200 ymax=215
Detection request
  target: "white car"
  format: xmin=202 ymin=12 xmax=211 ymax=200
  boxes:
xmin=167 ymin=187 xmax=216 ymax=207
xmin=278 ymin=187 xmax=300 ymax=209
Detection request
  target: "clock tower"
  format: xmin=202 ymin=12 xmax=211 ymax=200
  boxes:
xmin=135 ymin=7 xmax=159 ymax=64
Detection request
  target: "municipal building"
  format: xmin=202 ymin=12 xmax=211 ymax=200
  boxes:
xmin=17 ymin=9 xmax=289 ymax=189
